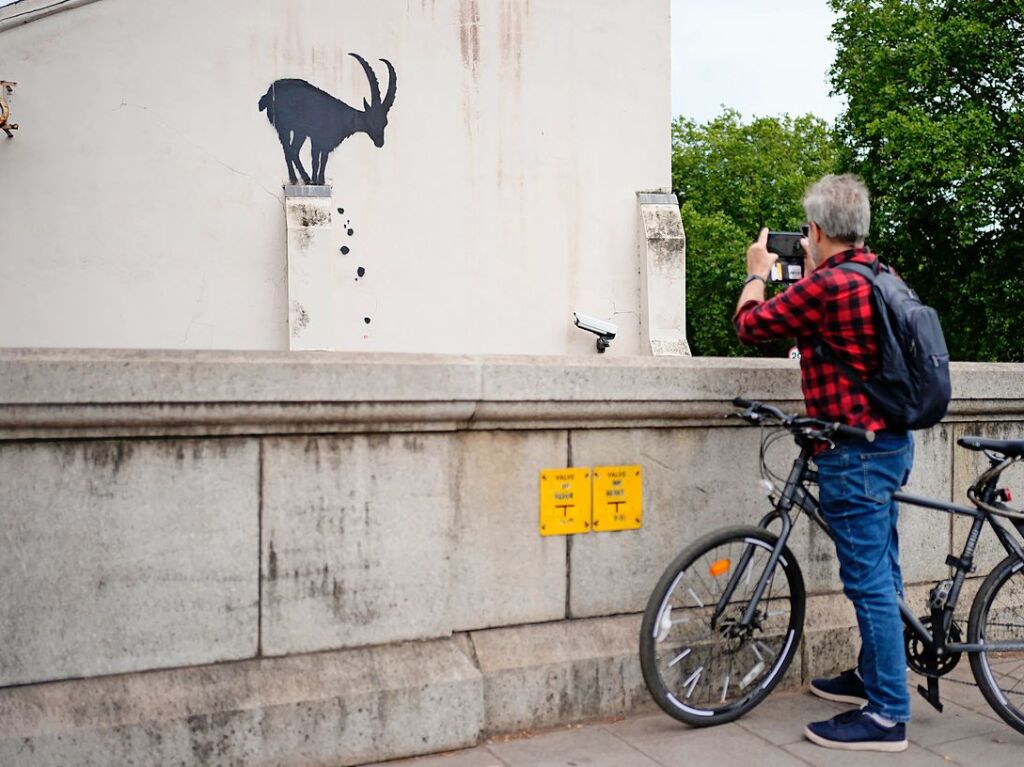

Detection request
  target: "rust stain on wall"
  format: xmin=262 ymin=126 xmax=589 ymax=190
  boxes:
xmin=499 ymin=0 xmax=527 ymax=84
xmin=459 ymin=0 xmax=481 ymax=77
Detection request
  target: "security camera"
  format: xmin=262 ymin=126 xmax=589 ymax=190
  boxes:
xmin=573 ymin=312 xmax=617 ymax=353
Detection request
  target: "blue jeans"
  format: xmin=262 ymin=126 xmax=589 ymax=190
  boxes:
xmin=815 ymin=430 xmax=915 ymax=722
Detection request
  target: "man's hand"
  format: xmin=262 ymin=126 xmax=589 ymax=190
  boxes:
xmin=736 ymin=228 xmax=777 ymax=314
xmin=747 ymin=228 xmax=777 ymax=280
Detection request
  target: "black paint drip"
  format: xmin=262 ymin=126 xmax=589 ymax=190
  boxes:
xmin=357 ymin=266 xmax=366 ymax=278
xmin=340 ymin=246 xmax=350 ymax=255
xmin=347 ymin=228 xmax=354 ymax=236
xmin=337 ymin=207 xmax=344 ymax=214
xmin=363 ymin=317 xmax=372 ymax=325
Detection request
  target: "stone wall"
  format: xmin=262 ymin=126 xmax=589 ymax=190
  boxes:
xmin=0 ymin=349 xmax=1021 ymax=765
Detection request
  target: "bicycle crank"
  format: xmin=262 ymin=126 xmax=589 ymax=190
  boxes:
xmin=905 ymin=616 xmax=963 ymax=677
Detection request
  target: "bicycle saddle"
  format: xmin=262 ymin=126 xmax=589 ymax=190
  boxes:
xmin=958 ymin=436 xmax=1024 ymax=458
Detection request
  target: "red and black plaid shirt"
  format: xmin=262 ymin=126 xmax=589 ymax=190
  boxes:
xmin=734 ymin=247 xmax=888 ymax=434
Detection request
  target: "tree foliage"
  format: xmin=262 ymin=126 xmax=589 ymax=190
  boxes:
xmin=829 ymin=0 xmax=1024 ymax=361
xmin=675 ymin=111 xmax=840 ymax=356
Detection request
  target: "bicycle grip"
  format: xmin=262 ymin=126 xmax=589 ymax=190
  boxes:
xmin=833 ymin=422 xmax=875 ymax=443
xmin=733 ymin=397 xmax=753 ymax=409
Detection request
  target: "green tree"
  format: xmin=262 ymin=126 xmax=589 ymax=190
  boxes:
xmin=676 ymin=110 xmax=840 ymax=356
xmin=829 ymin=0 xmax=1024 ymax=361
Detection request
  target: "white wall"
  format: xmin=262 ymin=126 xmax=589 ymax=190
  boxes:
xmin=0 ymin=0 xmax=670 ymax=354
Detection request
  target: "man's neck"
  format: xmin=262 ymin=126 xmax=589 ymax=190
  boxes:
xmin=815 ymin=238 xmax=863 ymax=268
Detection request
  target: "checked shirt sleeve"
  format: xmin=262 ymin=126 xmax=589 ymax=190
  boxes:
xmin=734 ymin=274 xmax=830 ymax=344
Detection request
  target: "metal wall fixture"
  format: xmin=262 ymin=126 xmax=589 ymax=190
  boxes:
xmin=1 ymin=81 xmax=18 ymax=138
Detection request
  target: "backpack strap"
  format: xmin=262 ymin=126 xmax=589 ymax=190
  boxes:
xmin=835 ymin=260 xmax=879 ymax=281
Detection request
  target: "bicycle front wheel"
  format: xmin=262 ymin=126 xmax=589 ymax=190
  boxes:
xmin=969 ymin=553 xmax=1024 ymax=735
xmin=639 ymin=525 xmax=805 ymax=726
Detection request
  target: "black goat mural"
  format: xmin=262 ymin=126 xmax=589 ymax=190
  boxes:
xmin=258 ymin=53 xmax=397 ymax=185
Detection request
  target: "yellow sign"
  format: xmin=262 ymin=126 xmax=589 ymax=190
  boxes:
xmin=592 ymin=465 xmax=643 ymax=532
xmin=539 ymin=468 xmax=592 ymax=536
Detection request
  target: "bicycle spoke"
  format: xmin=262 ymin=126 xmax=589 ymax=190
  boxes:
xmin=644 ymin=532 xmax=800 ymax=715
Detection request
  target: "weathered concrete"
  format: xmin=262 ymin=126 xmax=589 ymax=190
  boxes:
xmin=470 ymin=614 xmax=653 ymax=734
xmin=450 ymin=431 xmax=570 ymax=632
xmin=285 ymin=189 xmax=338 ymax=350
xmin=261 ymin=433 xmax=456 ymax=655
xmin=0 ymin=349 xmax=1022 ymax=765
xmin=0 ymin=438 xmax=258 ymax=687
xmin=637 ymin=193 xmax=690 ymax=357
xmin=951 ymin=420 xmax=1024 ymax=575
xmin=0 ymin=352 xmax=1016 ymax=438
xmin=568 ymin=426 xmax=772 ymax=617
xmin=0 ymin=639 xmax=483 ymax=767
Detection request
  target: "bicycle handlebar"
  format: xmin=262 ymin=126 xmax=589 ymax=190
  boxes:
xmin=833 ymin=421 xmax=875 ymax=443
xmin=732 ymin=397 xmax=875 ymax=444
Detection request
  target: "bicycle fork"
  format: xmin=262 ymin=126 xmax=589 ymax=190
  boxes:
xmin=711 ymin=454 xmax=807 ymax=631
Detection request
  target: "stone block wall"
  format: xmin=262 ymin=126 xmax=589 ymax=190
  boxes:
xmin=0 ymin=350 xmax=1020 ymax=765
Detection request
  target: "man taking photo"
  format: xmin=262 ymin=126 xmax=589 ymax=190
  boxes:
xmin=734 ymin=174 xmax=914 ymax=752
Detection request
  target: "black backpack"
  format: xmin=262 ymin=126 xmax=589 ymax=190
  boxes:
xmin=817 ymin=260 xmax=951 ymax=431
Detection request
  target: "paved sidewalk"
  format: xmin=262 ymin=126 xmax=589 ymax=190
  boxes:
xmin=376 ymin=665 xmax=1024 ymax=766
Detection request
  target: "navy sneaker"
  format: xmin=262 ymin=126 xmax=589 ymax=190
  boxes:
xmin=809 ymin=668 xmax=868 ymax=705
xmin=805 ymin=710 xmax=908 ymax=752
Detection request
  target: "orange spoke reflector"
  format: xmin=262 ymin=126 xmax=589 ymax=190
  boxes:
xmin=709 ymin=558 xmax=731 ymax=577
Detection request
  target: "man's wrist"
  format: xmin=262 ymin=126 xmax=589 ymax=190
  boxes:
xmin=744 ymin=273 xmax=768 ymax=286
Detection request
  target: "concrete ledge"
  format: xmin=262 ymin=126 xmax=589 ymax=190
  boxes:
xmin=0 ymin=350 xmax=1017 ymax=440
xmin=0 ymin=640 xmax=483 ymax=767
xmin=0 ymin=0 xmax=104 ymax=33
xmin=470 ymin=615 xmax=654 ymax=734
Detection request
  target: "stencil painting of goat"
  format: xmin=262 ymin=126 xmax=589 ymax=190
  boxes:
xmin=258 ymin=53 xmax=397 ymax=185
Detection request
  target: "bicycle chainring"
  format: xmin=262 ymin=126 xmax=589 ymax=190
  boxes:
xmin=905 ymin=616 xmax=962 ymax=677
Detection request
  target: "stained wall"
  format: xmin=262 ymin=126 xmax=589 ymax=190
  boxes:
xmin=0 ymin=0 xmax=670 ymax=353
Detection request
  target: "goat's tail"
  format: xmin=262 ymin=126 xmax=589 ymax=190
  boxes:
xmin=257 ymin=87 xmax=273 ymax=120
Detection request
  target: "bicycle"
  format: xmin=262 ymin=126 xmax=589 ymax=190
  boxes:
xmin=639 ymin=397 xmax=1024 ymax=734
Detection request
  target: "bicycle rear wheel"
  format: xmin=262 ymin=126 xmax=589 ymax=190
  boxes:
xmin=968 ymin=553 xmax=1024 ymax=735
xmin=639 ymin=525 xmax=805 ymax=726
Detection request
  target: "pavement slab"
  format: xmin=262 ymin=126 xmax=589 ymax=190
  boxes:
xmin=930 ymin=728 xmax=1024 ymax=767
xmin=486 ymin=726 xmax=663 ymax=767
xmin=373 ymin=684 xmax=1023 ymax=767
xmin=784 ymin=740 xmax=960 ymax=767
xmin=734 ymin=689 xmax=850 ymax=745
xmin=906 ymin=694 xmax=1003 ymax=747
xmin=610 ymin=719 xmax=809 ymax=767
xmin=375 ymin=749 xmax=508 ymax=767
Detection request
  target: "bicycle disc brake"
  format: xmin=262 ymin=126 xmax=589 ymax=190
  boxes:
xmin=905 ymin=616 xmax=962 ymax=676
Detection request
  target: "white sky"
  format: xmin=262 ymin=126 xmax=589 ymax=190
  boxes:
xmin=0 ymin=0 xmax=842 ymax=123
xmin=671 ymin=0 xmax=842 ymax=123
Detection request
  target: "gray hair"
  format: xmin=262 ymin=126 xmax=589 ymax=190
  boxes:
xmin=802 ymin=174 xmax=871 ymax=244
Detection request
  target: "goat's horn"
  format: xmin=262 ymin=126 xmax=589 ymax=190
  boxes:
xmin=349 ymin=52 xmax=381 ymax=107
xmin=379 ymin=58 xmax=397 ymax=112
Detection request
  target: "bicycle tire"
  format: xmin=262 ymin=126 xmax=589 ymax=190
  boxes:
xmin=968 ymin=553 xmax=1024 ymax=735
xmin=639 ymin=525 xmax=805 ymax=726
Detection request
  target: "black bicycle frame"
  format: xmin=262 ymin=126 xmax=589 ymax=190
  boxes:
xmin=715 ymin=444 xmax=1024 ymax=655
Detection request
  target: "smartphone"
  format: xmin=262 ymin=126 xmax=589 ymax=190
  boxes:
xmin=765 ymin=231 xmax=805 ymax=283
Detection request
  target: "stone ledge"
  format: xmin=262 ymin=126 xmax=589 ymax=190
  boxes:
xmin=0 ymin=639 xmax=483 ymax=767
xmin=0 ymin=0 xmax=103 ymax=32
xmin=470 ymin=614 xmax=654 ymax=734
xmin=1 ymin=349 xmax=1018 ymax=439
